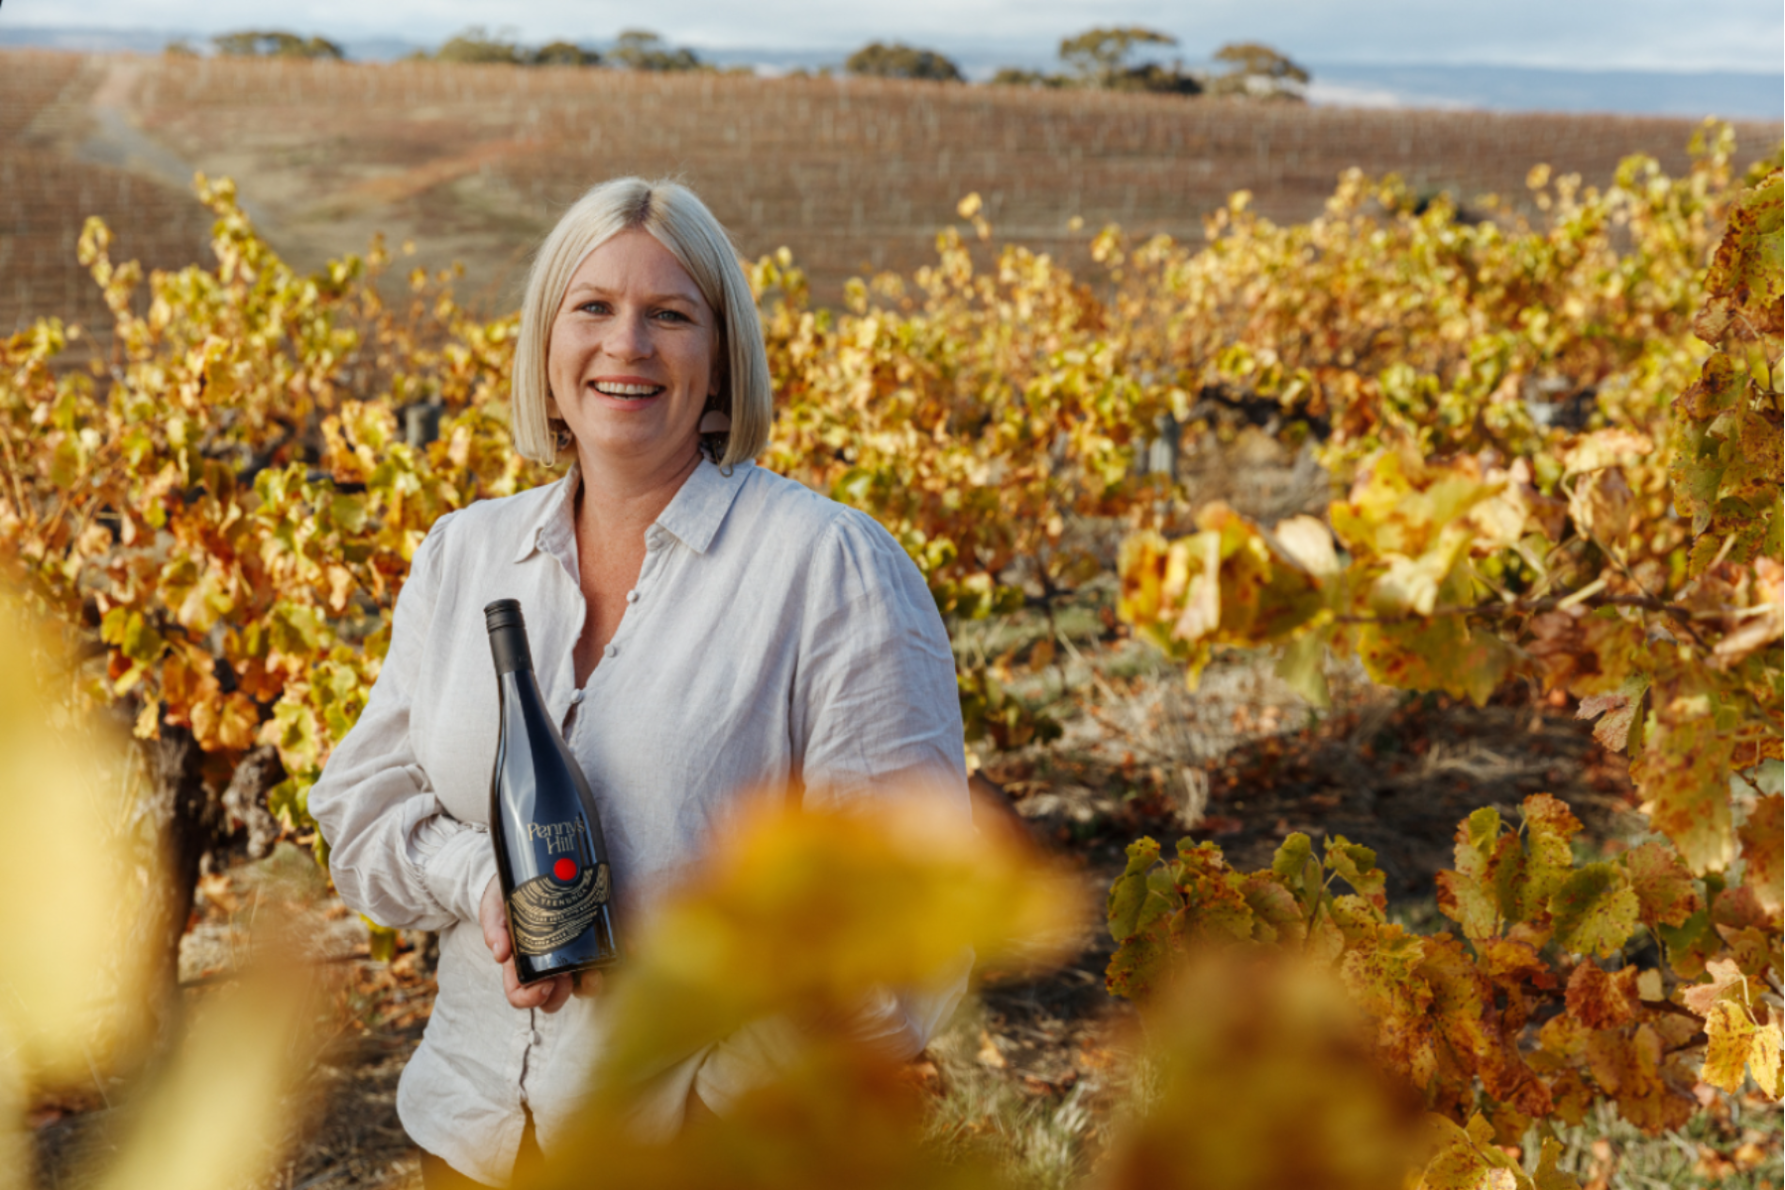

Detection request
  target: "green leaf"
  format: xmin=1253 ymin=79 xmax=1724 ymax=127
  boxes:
xmin=1271 ymin=832 xmax=1314 ymax=882
xmin=1270 ymin=831 xmax=1324 ymax=916
xmin=1656 ymin=901 xmax=1719 ymax=981
xmin=1274 ymin=622 xmax=1333 ymax=708
xmin=1107 ymin=836 xmax=1165 ymax=941
xmin=117 ymin=611 xmax=166 ymax=665
xmin=1105 ymin=837 xmax=1186 ymax=1001
xmin=1238 ymin=873 xmax=1305 ymax=944
xmin=1548 ymin=863 xmax=1639 ymax=958
xmin=1324 ymin=836 xmax=1385 ymax=906
xmin=1518 ymin=793 xmax=1583 ymax=920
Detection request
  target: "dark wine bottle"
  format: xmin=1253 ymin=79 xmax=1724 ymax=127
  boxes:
xmin=484 ymin=598 xmax=620 ymax=984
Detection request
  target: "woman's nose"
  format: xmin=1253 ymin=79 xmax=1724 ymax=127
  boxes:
xmin=605 ymin=312 xmax=654 ymax=361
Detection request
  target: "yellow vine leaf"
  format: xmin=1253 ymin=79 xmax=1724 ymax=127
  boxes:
xmin=1702 ymin=1001 xmax=1758 ymax=1092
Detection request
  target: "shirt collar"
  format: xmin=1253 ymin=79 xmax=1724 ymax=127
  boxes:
xmin=512 ymin=466 xmax=582 ymax=565
xmin=654 ymin=458 xmax=753 ymax=555
xmin=510 ymin=458 xmax=752 ymax=565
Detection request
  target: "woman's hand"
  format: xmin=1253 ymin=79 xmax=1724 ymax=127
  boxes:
xmin=480 ymin=876 xmax=604 ymax=1012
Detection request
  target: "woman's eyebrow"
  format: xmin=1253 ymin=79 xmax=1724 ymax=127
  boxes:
xmin=566 ymin=282 xmax=701 ymax=306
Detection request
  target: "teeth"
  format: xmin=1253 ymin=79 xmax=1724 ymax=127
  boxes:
xmin=594 ymin=382 xmax=662 ymax=398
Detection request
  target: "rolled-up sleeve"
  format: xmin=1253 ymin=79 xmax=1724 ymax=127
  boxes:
xmin=309 ymin=514 xmax=498 ymax=932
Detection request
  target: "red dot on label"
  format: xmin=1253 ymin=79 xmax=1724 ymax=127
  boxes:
xmin=553 ymin=858 xmax=577 ymax=882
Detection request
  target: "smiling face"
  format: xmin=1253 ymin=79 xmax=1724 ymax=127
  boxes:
xmin=546 ymin=228 xmax=721 ymax=480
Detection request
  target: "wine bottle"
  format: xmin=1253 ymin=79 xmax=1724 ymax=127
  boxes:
xmin=485 ymin=598 xmax=620 ymax=984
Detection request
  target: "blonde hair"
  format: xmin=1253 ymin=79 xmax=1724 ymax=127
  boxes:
xmin=512 ymin=177 xmax=772 ymax=468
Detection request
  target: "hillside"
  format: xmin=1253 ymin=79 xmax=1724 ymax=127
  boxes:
xmin=3 ymin=49 xmax=1780 ymax=334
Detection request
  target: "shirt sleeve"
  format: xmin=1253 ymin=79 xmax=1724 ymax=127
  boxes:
xmin=791 ymin=508 xmax=971 ymax=805
xmin=693 ymin=509 xmax=975 ymax=1115
xmin=309 ymin=513 xmax=499 ymax=932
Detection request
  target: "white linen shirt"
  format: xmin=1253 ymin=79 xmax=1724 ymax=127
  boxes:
xmin=309 ymin=459 xmax=971 ymax=1186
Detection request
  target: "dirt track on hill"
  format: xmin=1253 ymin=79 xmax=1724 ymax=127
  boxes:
xmin=5 ymin=49 xmax=1780 ymax=333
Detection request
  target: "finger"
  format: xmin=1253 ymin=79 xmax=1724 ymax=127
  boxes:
xmin=502 ymin=960 xmax=541 ymax=1009
xmin=480 ymin=878 xmax=510 ymax=959
xmin=540 ymin=976 xmax=574 ymax=1014
xmin=502 ymin=961 xmax=570 ymax=1011
xmin=484 ymin=908 xmax=511 ymax=963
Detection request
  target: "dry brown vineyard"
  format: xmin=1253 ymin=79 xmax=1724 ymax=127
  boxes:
xmin=2 ymin=47 xmax=1780 ymax=336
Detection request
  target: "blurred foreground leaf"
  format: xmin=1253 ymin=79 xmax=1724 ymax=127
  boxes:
xmin=524 ymin=790 xmax=1082 ymax=1188
xmin=1102 ymin=951 xmax=1432 ymax=1190
xmin=0 ymin=591 xmax=322 ymax=1190
xmin=88 ymin=963 xmax=319 ymax=1190
xmin=0 ymin=594 xmax=150 ymax=1087
xmin=594 ymin=790 xmax=1084 ymax=1089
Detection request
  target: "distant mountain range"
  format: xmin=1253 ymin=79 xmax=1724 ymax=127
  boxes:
xmin=3 ymin=24 xmax=1779 ymax=120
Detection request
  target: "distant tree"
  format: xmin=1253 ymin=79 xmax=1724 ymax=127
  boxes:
xmin=1056 ymin=26 xmax=1198 ymax=95
xmin=1113 ymin=63 xmax=1200 ymax=96
xmin=989 ymin=67 xmax=1066 ymax=89
xmin=1206 ymin=42 xmax=1310 ymax=101
xmin=212 ymin=30 xmax=345 ymax=60
xmin=609 ymin=30 xmax=706 ymax=72
xmin=532 ymin=40 xmax=601 ymax=66
xmin=1213 ymin=42 xmax=1309 ymax=83
xmin=845 ymin=42 xmax=962 ymax=82
xmin=433 ymin=27 xmax=523 ymax=65
xmin=163 ymin=39 xmax=199 ymax=58
xmin=1059 ymin=27 xmax=1174 ymax=87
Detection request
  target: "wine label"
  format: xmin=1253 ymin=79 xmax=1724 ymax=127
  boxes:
xmin=508 ymin=861 xmax=610 ymax=956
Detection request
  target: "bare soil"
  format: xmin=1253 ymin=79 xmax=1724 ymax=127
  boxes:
xmin=5 ymin=49 xmax=1779 ymax=337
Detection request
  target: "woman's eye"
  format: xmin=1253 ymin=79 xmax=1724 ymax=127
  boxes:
xmin=578 ymin=301 xmax=610 ymax=315
xmin=653 ymin=309 xmax=690 ymax=323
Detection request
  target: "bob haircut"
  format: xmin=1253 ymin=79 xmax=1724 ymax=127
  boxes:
xmin=511 ymin=177 xmax=772 ymax=468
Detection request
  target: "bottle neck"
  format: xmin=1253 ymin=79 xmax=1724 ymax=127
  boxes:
xmin=488 ymin=623 xmax=534 ymax=676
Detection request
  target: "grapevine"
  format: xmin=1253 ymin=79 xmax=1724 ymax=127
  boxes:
xmin=1110 ymin=149 xmax=1783 ymax=1177
xmin=0 ymin=123 xmax=1779 ymax=1186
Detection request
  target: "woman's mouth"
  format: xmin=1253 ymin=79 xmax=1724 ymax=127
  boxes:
xmin=591 ymin=381 xmax=664 ymax=400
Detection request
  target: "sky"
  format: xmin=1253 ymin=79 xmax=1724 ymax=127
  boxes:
xmin=2 ymin=0 xmax=1781 ymax=74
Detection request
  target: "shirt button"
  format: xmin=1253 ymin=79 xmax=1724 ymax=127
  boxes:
xmin=625 ymin=590 xmax=640 ymax=605
xmin=603 ymin=644 xmax=618 ymax=659
xmin=570 ymin=688 xmax=585 ymax=705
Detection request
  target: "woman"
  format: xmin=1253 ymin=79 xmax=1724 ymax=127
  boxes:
xmin=310 ymin=178 xmax=971 ymax=1188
